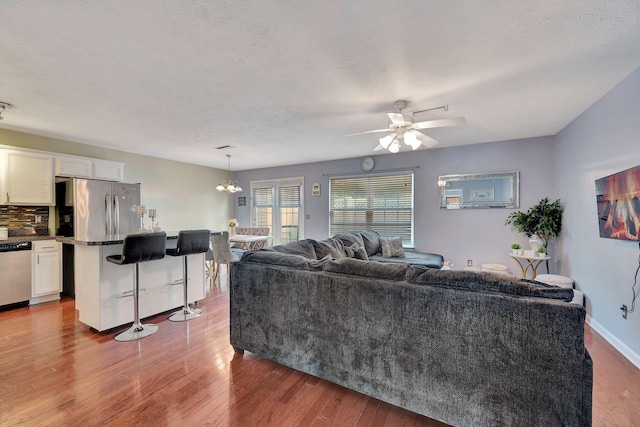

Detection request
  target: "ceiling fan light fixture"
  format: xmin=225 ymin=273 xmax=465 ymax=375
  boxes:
xmin=389 ymin=140 xmax=400 ymax=153
xmin=403 ymin=131 xmax=418 ymax=145
xmin=379 ymin=134 xmax=395 ymax=149
xmin=217 ymin=154 xmax=243 ymax=193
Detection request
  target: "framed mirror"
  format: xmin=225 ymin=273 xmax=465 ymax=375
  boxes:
xmin=438 ymin=171 xmax=519 ymax=209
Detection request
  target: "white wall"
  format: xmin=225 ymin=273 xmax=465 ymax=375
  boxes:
xmin=234 ymin=136 xmax=557 ymax=271
xmin=556 ymin=66 xmax=640 ymax=366
xmin=0 ymin=128 xmax=232 ymax=232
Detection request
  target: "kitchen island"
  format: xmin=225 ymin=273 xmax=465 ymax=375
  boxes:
xmin=59 ymin=233 xmax=206 ymax=332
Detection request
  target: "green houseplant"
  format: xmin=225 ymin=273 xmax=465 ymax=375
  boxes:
xmin=510 ymin=243 xmax=521 ymax=255
xmin=537 ymin=247 xmax=548 ymax=257
xmin=505 ymin=197 xmax=563 ymax=248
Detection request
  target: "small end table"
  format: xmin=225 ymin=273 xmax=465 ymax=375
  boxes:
xmin=508 ymin=253 xmax=549 ymax=279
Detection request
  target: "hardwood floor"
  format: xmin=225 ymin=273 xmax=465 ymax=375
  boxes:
xmin=1 ymin=276 xmax=639 ymax=426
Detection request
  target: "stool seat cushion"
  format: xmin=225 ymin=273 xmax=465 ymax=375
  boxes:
xmin=167 ymin=229 xmax=211 ymax=257
xmin=106 ymin=232 xmax=167 ymax=265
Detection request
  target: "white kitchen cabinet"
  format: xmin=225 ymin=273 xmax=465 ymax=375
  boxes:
xmin=92 ymin=160 xmax=124 ymax=181
xmin=2 ymin=150 xmax=55 ymax=205
xmin=31 ymin=240 xmax=62 ymax=304
xmin=55 ymin=156 xmax=93 ymax=178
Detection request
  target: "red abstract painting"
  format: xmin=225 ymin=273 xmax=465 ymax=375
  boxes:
xmin=596 ymin=165 xmax=640 ymax=241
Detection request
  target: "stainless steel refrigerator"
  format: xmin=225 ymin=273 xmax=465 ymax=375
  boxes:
xmin=72 ymin=178 xmax=141 ymax=237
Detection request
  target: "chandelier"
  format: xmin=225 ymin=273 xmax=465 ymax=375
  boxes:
xmin=216 ymin=154 xmax=243 ymax=193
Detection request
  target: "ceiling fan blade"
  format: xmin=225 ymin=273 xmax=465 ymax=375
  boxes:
xmin=387 ymin=113 xmax=406 ymax=126
xmin=410 ymin=130 xmax=439 ymax=148
xmin=344 ymin=128 xmax=392 ymax=137
xmin=412 ymin=117 xmax=466 ymax=130
xmin=373 ymin=144 xmax=385 ymax=151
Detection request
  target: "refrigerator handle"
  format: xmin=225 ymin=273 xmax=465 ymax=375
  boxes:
xmin=105 ymin=194 xmax=112 ymax=235
xmin=114 ymin=195 xmax=120 ymax=234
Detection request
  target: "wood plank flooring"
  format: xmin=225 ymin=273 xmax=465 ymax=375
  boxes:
xmin=0 ymin=276 xmax=639 ymax=426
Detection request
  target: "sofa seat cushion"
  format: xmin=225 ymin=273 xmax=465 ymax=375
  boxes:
xmin=323 ymin=257 xmax=408 ymax=281
xmin=369 ymin=251 xmax=443 ymax=269
xmin=405 ymin=267 xmax=574 ymax=301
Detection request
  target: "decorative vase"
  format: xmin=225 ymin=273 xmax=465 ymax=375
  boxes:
xmin=229 ymin=226 xmax=235 ymax=236
xmin=528 ymin=234 xmax=543 ymax=252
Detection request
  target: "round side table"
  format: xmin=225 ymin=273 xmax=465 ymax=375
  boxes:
xmin=508 ymin=253 xmax=549 ymax=279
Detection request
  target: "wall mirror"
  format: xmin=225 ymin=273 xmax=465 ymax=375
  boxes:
xmin=438 ymin=171 xmax=519 ymax=209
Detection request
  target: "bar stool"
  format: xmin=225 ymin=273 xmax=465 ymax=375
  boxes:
xmin=167 ymin=229 xmax=211 ymax=321
xmin=107 ymin=232 xmax=167 ymax=342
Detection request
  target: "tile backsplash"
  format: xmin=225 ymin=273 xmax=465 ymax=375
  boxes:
xmin=0 ymin=206 xmax=50 ymax=236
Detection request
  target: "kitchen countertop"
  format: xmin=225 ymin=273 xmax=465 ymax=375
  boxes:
xmin=57 ymin=231 xmax=179 ymax=246
xmin=1 ymin=235 xmax=59 ymax=244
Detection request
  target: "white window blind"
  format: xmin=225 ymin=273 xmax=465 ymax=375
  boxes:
xmin=330 ymin=172 xmax=414 ymax=245
xmin=278 ymin=185 xmax=301 ymax=208
xmin=252 ymin=187 xmax=273 ymax=230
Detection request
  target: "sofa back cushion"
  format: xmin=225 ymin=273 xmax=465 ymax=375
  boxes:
xmin=357 ymin=230 xmax=382 ymax=256
xmin=405 ymin=267 xmax=574 ymax=301
xmin=240 ymin=250 xmax=328 ymax=270
xmin=269 ymin=239 xmax=317 ymax=259
xmin=307 ymin=238 xmax=346 ymax=260
xmin=323 ymin=257 xmax=408 ymax=281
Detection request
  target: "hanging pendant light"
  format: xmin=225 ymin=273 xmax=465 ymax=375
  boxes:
xmin=216 ymin=154 xmax=243 ymax=193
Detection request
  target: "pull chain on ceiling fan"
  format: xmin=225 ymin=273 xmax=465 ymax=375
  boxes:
xmin=344 ymin=100 xmax=465 ymax=153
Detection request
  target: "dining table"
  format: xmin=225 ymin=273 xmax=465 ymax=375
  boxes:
xmin=229 ymin=234 xmax=271 ymax=250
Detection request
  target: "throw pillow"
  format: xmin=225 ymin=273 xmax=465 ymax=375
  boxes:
xmin=380 ymin=237 xmax=405 ymax=258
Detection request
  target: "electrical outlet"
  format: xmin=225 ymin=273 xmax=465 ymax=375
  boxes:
xmin=621 ymin=305 xmax=628 ymax=319
xmin=467 ymin=259 xmax=473 ymax=267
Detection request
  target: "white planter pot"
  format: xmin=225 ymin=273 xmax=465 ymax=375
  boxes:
xmin=528 ymin=234 xmax=544 ymax=251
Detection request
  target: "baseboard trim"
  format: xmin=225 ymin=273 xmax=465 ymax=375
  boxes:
xmin=586 ymin=314 xmax=640 ymax=370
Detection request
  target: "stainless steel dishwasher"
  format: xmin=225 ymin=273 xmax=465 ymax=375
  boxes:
xmin=0 ymin=241 xmax=32 ymax=306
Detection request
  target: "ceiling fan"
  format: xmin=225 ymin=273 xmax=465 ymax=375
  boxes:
xmin=345 ymin=100 xmax=466 ymax=153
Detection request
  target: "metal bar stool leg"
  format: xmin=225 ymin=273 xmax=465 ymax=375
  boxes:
xmin=115 ymin=263 xmax=159 ymax=341
xmin=169 ymin=256 xmax=203 ymax=321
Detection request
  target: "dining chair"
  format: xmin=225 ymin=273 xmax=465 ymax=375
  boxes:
xmin=206 ymin=231 xmax=240 ymax=287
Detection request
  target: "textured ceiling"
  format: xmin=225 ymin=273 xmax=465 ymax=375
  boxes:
xmin=0 ymin=1 xmax=639 ymax=171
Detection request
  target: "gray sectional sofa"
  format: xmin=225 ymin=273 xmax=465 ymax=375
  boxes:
xmin=229 ymin=231 xmax=592 ymax=426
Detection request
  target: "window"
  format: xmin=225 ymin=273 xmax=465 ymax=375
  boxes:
xmin=251 ymin=177 xmax=304 ymax=245
xmin=329 ymin=172 xmax=414 ymax=246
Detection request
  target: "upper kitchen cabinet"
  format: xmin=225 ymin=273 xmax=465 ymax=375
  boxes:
xmin=1 ymin=150 xmax=55 ymax=205
xmin=55 ymin=156 xmax=124 ymax=181
xmin=92 ymin=159 xmax=124 ymax=181
xmin=55 ymin=156 xmax=92 ymax=178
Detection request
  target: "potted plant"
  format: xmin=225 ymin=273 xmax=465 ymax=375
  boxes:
xmin=537 ymin=247 xmax=548 ymax=257
xmin=511 ymin=243 xmax=522 ymax=255
xmin=505 ymin=197 xmax=563 ymax=251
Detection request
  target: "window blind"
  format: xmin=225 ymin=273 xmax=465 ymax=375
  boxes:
xmin=278 ymin=185 xmax=301 ymax=207
xmin=330 ymin=172 xmax=414 ymax=245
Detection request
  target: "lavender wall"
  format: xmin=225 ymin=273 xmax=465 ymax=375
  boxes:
xmin=234 ymin=136 xmax=556 ymax=271
xmin=556 ymin=66 xmax=640 ymax=366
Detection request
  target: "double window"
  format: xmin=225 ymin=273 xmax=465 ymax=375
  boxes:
xmin=329 ymin=172 xmax=414 ymax=246
xmin=251 ymin=177 xmax=304 ymax=245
